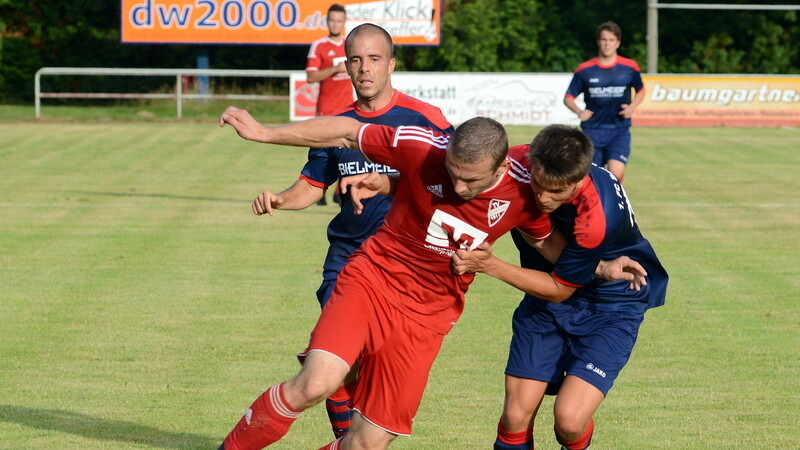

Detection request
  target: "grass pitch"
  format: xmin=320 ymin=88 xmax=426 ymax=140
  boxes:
xmin=0 ymin=116 xmax=798 ymax=448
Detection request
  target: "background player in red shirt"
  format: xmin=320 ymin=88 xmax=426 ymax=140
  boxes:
xmin=306 ymin=4 xmax=353 ymax=117
xmin=251 ymin=23 xmax=452 ymax=439
xmin=564 ymin=21 xmax=645 ymax=182
xmin=217 ymin=110 xmax=646 ymax=449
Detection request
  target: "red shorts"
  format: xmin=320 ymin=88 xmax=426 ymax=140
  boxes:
xmin=306 ymin=259 xmax=445 ymax=435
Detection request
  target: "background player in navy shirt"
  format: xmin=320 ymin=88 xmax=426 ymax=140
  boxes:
xmin=453 ymin=125 xmax=668 ymax=450
xmin=250 ymin=23 xmax=453 ymax=438
xmin=564 ymin=21 xmax=645 ymax=182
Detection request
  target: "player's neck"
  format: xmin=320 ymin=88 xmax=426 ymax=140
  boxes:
xmin=597 ymin=53 xmax=617 ymax=66
xmin=328 ymin=34 xmax=343 ymax=42
xmin=356 ymin=88 xmax=396 ymax=112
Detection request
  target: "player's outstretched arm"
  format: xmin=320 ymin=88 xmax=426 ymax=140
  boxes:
xmin=453 ymin=242 xmax=576 ymax=302
xmin=219 ymin=106 xmax=362 ymax=149
xmin=453 ymin=242 xmax=648 ymax=302
xmin=252 ymin=180 xmax=324 ymax=216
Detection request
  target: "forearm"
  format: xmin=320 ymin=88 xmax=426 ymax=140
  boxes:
xmin=261 ymin=116 xmax=361 ymax=149
xmin=306 ymin=66 xmax=338 ymax=83
xmin=276 ymin=180 xmax=324 ymax=210
xmin=564 ymin=96 xmax=583 ymax=115
xmin=481 ymin=255 xmax=573 ymax=303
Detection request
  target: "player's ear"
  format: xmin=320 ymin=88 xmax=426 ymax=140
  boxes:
xmin=388 ymin=57 xmax=396 ymax=75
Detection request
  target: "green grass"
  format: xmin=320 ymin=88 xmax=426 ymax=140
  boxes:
xmin=1 ymin=114 xmax=798 ymax=448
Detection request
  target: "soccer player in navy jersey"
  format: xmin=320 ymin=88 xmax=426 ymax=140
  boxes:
xmin=451 ymin=125 xmax=668 ymax=450
xmin=564 ymin=21 xmax=645 ymax=182
xmin=251 ymin=23 xmax=453 ymax=438
xmin=216 ymin=110 xmax=646 ymax=449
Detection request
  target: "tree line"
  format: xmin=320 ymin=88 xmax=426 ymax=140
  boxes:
xmin=1 ymin=0 xmax=798 ymax=102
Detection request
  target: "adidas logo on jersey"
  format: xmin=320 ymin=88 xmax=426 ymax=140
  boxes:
xmin=427 ymin=184 xmax=444 ymax=198
xmin=488 ymin=199 xmax=510 ymax=227
xmin=328 ymin=50 xmax=336 ymax=56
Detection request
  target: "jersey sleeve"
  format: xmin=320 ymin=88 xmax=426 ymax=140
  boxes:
xmin=305 ymin=42 xmax=321 ymax=71
xmin=565 ymin=72 xmax=584 ymax=99
xmin=300 ymin=147 xmax=339 ymax=188
xmin=515 ymin=214 xmax=552 ymax=242
xmin=357 ymin=123 xmax=450 ymax=170
xmin=551 ymin=181 xmax=609 ymax=287
xmin=631 ymin=70 xmax=645 ymax=92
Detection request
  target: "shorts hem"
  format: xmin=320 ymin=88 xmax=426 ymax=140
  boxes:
xmin=296 ymin=349 xmax=351 ymax=372
xmin=352 ymin=407 xmax=412 ymax=437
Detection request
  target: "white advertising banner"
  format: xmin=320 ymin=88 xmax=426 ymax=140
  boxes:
xmin=291 ymin=71 xmax=580 ymax=126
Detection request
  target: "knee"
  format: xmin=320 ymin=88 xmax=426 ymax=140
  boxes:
xmin=501 ymin=406 xmax=533 ymax=431
xmin=553 ymin=411 xmax=589 ymax=440
xmin=286 ymin=376 xmax=337 ymax=408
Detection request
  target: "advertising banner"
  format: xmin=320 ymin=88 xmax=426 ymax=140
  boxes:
xmin=636 ymin=75 xmax=800 ymax=127
xmin=121 ymin=0 xmax=442 ymax=45
xmin=291 ymin=72 xmax=579 ymax=125
xmin=291 ymin=72 xmax=800 ymax=127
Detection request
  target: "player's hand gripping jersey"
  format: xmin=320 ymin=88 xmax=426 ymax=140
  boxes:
xmin=350 ymin=124 xmax=552 ymax=334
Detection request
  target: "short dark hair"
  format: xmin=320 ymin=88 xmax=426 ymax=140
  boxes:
xmin=596 ymin=21 xmax=621 ymax=41
xmin=449 ymin=117 xmax=508 ymax=170
xmin=328 ymin=3 xmax=346 ymax=17
xmin=527 ymin=125 xmax=593 ymax=185
xmin=345 ymin=23 xmax=394 ymax=58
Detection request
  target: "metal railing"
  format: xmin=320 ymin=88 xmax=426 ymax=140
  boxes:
xmin=34 ymin=67 xmax=298 ymax=118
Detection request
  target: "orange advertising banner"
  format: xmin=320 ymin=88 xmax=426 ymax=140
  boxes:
xmin=636 ymin=75 xmax=800 ymax=127
xmin=121 ymin=0 xmax=442 ymax=45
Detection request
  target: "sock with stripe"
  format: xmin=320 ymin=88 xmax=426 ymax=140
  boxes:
xmin=325 ymin=385 xmax=352 ymax=438
xmin=555 ymin=418 xmax=594 ymax=450
xmin=317 ymin=437 xmax=344 ymax=450
xmin=494 ymin=420 xmax=533 ymax=450
xmin=220 ymin=382 xmax=302 ymax=450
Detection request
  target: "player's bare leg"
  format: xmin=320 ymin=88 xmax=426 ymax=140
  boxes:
xmin=494 ymin=375 xmax=547 ymax=449
xmin=343 ymin=410 xmax=396 ymax=449
xmin=220 ymin=351 xmax=350 ymax=450
xmin=606 ymin=160 xmax=626 ymax=183
xmin=552 ymin=375 xmax=603 ymax=449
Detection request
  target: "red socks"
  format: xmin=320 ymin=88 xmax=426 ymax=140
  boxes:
xmin=221 ymin=383 xmax=302 ymax=450
xmin=495 ymin=421 xmax=533 ymax=449
xmin=317 ymin=437 xmax=344 ymax=450
xmin=556 ymin=418 xmax=594 ymax=450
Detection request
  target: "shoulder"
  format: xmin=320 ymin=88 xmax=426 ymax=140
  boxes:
xmin=393 ymin=92 xmax=453 ymax=130
xmin=615 ymin=56 xmax=642 ymax=72
xmin=573 ymin=58 xmax=599 ymax=74
xmin=308 ymin=37 xmax=328 ymax=52
xmin=506 ymin=145 xmax=532 ymax=184
xmin=361 ymin=123 xmax=450 ymax=150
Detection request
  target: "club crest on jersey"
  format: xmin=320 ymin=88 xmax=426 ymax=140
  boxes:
xmin=488 ymin=199 xmax=510 ymax=227
xmin=427 ymin=184 xmax=444 ymax=198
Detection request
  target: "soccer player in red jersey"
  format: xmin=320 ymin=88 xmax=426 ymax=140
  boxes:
xmin=306 ymin=4 xmax=354 ymax=118
xmin=216 ymin=110 xmax=645 ymax=449
xmin=252 ymin=23 xmax=452 ymax=439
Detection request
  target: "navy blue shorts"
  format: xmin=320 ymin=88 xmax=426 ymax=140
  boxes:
xmin=505 ymin=298 xmax=644 ymax=396
xmin=583 ymin=127 xmax=631 ymax=167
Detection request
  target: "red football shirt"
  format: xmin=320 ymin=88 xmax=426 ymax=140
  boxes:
xmin=306 ymin=37 xmax=354 ymax=116
xmin=349 ymin=124 xmax=552 ymax=333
